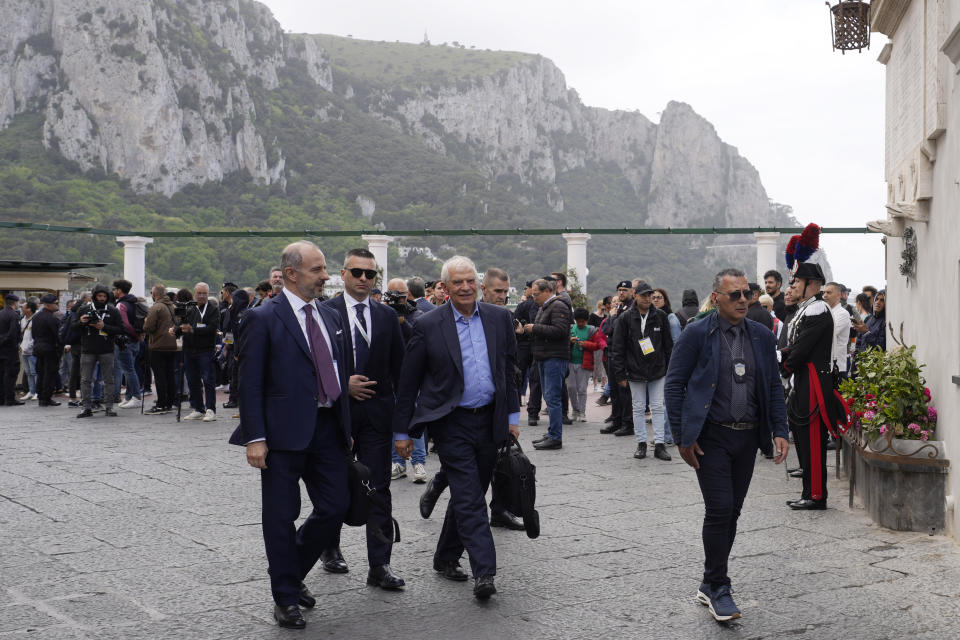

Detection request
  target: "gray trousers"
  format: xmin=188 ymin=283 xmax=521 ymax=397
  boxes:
xmin=566 ymin=363 xmax=591 ymax=413
xmin=81 ymin=352 xmax=116 ymax=409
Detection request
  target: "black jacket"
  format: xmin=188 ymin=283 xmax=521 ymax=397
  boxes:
xmin=772 ymin=292 xmax=787 ymax=322
xmin=179 ymin=301 xmax=219 ymax=350
xmin=747 ymin=302 xmax=774 ymax=331
xmin=531 ymin=295 xmax=572 ymax=361
xmin=30 ymin=309 xmax=61 ymax=354
xmin=611 ymin=305 xmax=673 ymax=382
xmin=74 ymin=302 xmax=123 ymax=355
xmin=513 ymin=298 xmax=538 ymax=351
xmin=0 ymin=306 xmax=20 ymax=355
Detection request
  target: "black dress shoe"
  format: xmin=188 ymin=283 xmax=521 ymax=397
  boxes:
xmin=789 ymin=468 xmax=804 ymax=478
xmin=596 ymin=395 xmax=610 ymax=406
xmin=433 ymin=557 xmax=469 ymax=582
xmin=298 ymin=583 xmax=315 ymax=608
xmin=419 ymin=474 xmax=446 ymax=519
xmin=68 ymin=400 xmax=82 ymax=407
xmin=531 ymin=433 xmax=550 ymax=444
xmin=787 ymin=467 xmax=800 ymax=473
xmin=600 ymin=423 xmax=620 ymax=434
xmin=474 ymin=575 xmax=496 ymax=599
xmin=788 ymin=499 xmax=827 ymax=510
xmin=603 ymin=415 xmax=615 ymax=423
xmin=367 ymin=564 xmax=405 ymax=590
xmin=39 ymin=400 xmax=61 ymax=407
xmin=6 ymin=400 xmax=25 ymax=406
xmin=104 ymin=408 xmax=118 ymax=417
xmin=320 ymin=547 xmax=348 ymax=573
xmin=273 ymin=604 xmax=305 ymax=629
xmin=633 ymin=442 xmax=647 ymax=459
xmin=533 ymin=437 xmax=562 ymax=450
xmin=527 ymin=417 xmax=538 ymax=427
xmin=77 ymin=409 xmax=94 ymax=418
xmin=223 ymin=400 xmax=238 ymax=409
xmin=490 ymin=510 xmax=525 ymax=531
xmin=654 ymin=443 xmax=672 ymax=461
xmin=562 ymin=415 xmax=573 ymax=425
xmin=613 ymin=425 xmax=634 ymax=436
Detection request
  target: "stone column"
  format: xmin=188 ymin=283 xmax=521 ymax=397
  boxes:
xmin=562 ymin=233 xmax=591 ymax=296
xmin=754 ymin=232 xmax=780 ymax=284
xmin=115 ymin=236 xmax=154 ymax=298
xmin=361 ymin=234 xmax=394 ymax=284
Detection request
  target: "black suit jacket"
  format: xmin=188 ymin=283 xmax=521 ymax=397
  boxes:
xmin=229 ymin=292 xmax=352 ymax=451
xmin=392 ymin=302 xmax=519 ymax=443
xmin=0 ymin=307 xmax=20 ymax=355
xmin=323 ymin=295 xmax=403 ymax=431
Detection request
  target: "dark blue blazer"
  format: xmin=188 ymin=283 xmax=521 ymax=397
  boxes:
xmin=229 ymin=292 xmax=352 ymax=451
xmin=664 ymin=313 xmax=788 ymax=455
xmin=415 ymin=298 xmax=436 ymax=315
xmin=323 ymin=296 xmax=404 ymax=431
xmin=392 ymin=302 xmax=519 ymax=443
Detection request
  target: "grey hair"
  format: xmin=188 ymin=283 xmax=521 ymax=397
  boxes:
xmin=440 ymin=255 xmax=477 ymax=283
xmin=194 ymin=282 xmax=210 ymax=292
xmin=712 ymin=268 xmax=746 ymax=292
xmin=483 ymin=267 xmax=509 ymax=285
xmin=824 ymin=281 xmax=842 ymax=291
xmin=533 ymin=278 xmax=556 ymax=294
xmin=280 ymin=240 xmax=320 ymax=278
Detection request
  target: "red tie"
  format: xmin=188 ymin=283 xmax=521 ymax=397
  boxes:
xmin=302 ymin=304 xmax=341 ymax=403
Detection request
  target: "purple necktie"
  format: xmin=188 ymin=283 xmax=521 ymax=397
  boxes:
xmin=302 ymin=304 xmax=340 ymax=404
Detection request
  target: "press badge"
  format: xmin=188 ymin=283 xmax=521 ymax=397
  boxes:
xmin=733 ymin=358 xmax=747 ymax=383
xmin=639 ymin=337 xmax=655 ymax=355
xmin=196 ymin=323 xmax=206 ymax=328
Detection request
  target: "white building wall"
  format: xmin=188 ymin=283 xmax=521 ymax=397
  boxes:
xmin=880 ymin=0 xmax=960 ymax=538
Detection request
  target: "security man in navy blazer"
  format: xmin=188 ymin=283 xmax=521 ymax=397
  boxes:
xmin=319 ymin=248 xmax=406 ymax=589
xmin=393 ymin=255 xmax=520 ymax=600
xmin=229 ymin=241 xmax=352 ymax=630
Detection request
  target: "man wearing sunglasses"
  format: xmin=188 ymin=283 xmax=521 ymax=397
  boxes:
xmin=318 ymin=248 xmax=407 ymax=590
xmin=664 ymin=268 xmax=789 ymax=622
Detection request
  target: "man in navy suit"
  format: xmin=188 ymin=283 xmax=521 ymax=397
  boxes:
xmin=393 ymin=256 xmax=520 ymax=600
xmin=407 ymin=276 xmax=437 ymax=315
xmin=318 ymin=248 xmax=406 ymax=589
xmin=229 ymin=241 xmax=352 ymax=630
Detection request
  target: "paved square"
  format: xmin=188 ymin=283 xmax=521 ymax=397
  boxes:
xmin=2 ymin=391 xmax=959 ymax=639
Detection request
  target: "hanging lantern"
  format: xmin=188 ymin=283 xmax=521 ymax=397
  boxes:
xmin=827 ymin=1 xmax=871 ymax=53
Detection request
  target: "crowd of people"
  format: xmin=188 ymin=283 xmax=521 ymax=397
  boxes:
xmin=0 ymin=232 xmax=890 ymax=629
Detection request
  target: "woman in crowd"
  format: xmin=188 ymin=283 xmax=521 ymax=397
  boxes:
xmin=18 ymin=299 xmax=38 ymax=401
xmin=651 ymin=288 xmax=682 ymax=342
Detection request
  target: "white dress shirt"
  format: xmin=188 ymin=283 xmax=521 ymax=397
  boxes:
xmin=281 ymin=287 xmax=338 ymax=407
xmin=829 ymin=302 xmax=851 ymax=373
xmin=341 ymin=291 xmax=372 ymax=368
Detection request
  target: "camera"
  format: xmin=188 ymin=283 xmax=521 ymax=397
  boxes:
xmin=173 ymin=299 xmax=197 ymax=321
xmin=382 ymin=290 xmax=412 ymax=316
xmin=77 ymin=302 xmax=97 ymax=321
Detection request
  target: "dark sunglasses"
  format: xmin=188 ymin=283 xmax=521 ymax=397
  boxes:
xmin=716 ymin=289 xmax=752 ymax=301
xmin=347 ymin=268 xmax=378 ymax=280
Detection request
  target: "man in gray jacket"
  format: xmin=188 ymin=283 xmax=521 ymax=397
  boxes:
xmin=523 ymin=278 xmax=572 ymax=450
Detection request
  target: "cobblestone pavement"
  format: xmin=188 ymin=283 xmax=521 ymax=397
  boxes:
xmin=2 ymin=388 xmax=959 ymax=640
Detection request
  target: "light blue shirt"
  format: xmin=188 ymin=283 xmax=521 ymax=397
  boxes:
xmin=395 ymin=302 xmax=519 ymax=441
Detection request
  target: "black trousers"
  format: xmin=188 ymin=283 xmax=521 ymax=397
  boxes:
xmin=35 ymin=350 xmax=60 ymax=403
xmin=434 ymin=408 xmax=499 ymax=579
xmin=329 ymin=415 xmax=394 ymax=567
xmin=695 ymin=422 xmax=758 ymax=587
xmin=608 ymin=364 xmax=633 ymax=427
xmin=792 ymin=419 xmax=828 ymax=501
xmin=150 ymin=350 xmax=176 ymax=409
xmin=261 ymin=409 xmax=348 ymax=606
xmin=0 ymin=351 xmax=18 ymax=403
xmin=520 ymin=349 xmax=542 ymax=418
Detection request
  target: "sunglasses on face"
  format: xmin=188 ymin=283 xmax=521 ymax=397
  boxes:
xmin=347 ymin=268 xmax=378 ymax=280
xmin=716 ymin=289 xmax=752 ymax=301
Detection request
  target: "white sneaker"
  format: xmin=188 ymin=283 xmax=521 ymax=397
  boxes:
xmin=412 ymin=463 xmax=427 ymax=484
xmin=202 ymin=409 xmax=217 ymax=422
xmin=119 ymin=397 xmax=140 ymax=409
xmin=391 ymin=462 xmax=406 ymax=480
xmin=19 ymin=392 xmax=35 ymax=401
xmin=183 ymin=410 xmax=204 ymax=421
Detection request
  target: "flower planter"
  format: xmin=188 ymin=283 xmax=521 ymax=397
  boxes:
xmin=845 ymin=439 xmax=949 ymax=533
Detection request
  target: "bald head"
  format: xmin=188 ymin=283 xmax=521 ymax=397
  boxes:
xmin=280 ymin=240 xmax=329 ymax=301
xmin=387 ymin=278 xmax=408 ymax=294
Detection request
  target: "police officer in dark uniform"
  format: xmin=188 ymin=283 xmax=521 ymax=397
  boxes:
xmin=0 ymin=294 xmax=23 ymax=405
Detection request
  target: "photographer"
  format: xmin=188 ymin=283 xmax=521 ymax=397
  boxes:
xmin=170 ymin=282 xmax=219 ymax=422
xmin=74 ymin=284 xmax=122 ymax=418
xmin=385 ymin=278 xmax=422 ymax=341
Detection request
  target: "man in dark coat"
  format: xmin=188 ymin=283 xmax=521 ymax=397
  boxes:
xmin=781 ymin=263 xmax=844 ymax=510
xmin=746 ymin=283 xmax=774 ymax=331
xmin=31 ymin=294 xmax=63 ymax=407
xmin=523 ymin=277 xmax=572 ymax=450
xmin=0 ymin=294 xmax=23 ymax=405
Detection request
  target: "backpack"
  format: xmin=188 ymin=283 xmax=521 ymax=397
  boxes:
xmin=492 ymin=436 xmax=540 ymax=539
xmin=131 ymin=301 xmax=149 ymax=334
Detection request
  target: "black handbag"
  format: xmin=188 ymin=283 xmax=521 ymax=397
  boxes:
xmin=492 ymin=436 xmax=540 ymax=539
xmin=344 ymin=457 xmax=400 ymax=544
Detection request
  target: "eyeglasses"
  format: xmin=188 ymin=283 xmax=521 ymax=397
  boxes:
xmin=651 ymin=294 xmax=664 ymax=300
xmin=715 ymin=289 xmax=752 ymax=301
xmin=347 ymin=268 xmax=378 ymax=280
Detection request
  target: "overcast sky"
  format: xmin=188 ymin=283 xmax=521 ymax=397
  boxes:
xmin=261 ymin=0 xmax=887 ymax=291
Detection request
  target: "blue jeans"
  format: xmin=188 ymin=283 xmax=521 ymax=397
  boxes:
xmin=629 ymin=378 xmax=666 ymax=445
xmin=113 ymin=342 xmax=142 ymax=400
xmin=22 ymin=354 xmax=37 ymax=394
xmin=538 ymin=358 xmax=567 ymax=442
xmin=184 ymin=349 xmax=216 ymax=413
xmin=392 ymin=433 xmax=426 ymax=466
